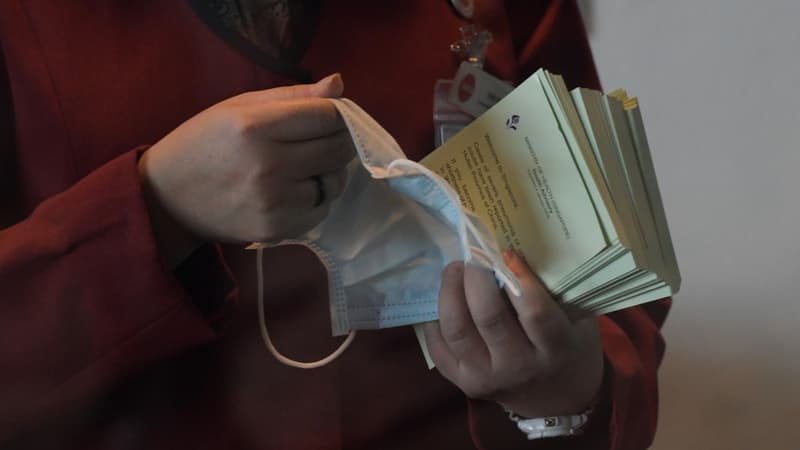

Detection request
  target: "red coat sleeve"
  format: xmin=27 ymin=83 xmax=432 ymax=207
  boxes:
xmin=0 ymin=148 xmax=234 ymax=443
xmin=466 ymin=1 xmax=672 ymax=448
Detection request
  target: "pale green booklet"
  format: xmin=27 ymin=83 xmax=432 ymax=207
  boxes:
xmin=420 ymin=69 xmax=680 ymax=314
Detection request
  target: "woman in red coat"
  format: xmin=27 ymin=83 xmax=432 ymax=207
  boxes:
xmin=0 ymin=1 xmax=670 ymax=448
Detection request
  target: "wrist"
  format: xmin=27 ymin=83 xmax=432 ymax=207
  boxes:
xmin=138 ymin=149 xmax=204 ymax=268
xmin=499 ymin=341 xmax=605 ymax=418
xmin=499 ymin=376 xmax=602 ymax=420
xmin=500 ymin=357 xmax=609 ymax=441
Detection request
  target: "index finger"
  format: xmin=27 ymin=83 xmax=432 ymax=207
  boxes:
xmin=281 ymin=131 xmax=356 ymax=178
xmin=462 ymin=263 xmax=534 ymax=365
xmin=502 ymin=251 xmax=573 ymax=353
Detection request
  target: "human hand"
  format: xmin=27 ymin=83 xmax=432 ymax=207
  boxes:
xmin=138 ymin=74 xmax=355 ymax=265
xmin=423 ymin=251 xmax=604 ymax=418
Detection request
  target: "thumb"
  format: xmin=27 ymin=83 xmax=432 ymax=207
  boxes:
xmin=312 ymin=72 xmax=344 ymax=98
xmin=235 ymin=73 xmax=344 ymax=104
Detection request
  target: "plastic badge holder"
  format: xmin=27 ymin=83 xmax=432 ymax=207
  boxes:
xmin=433 ymin=79 xmax=473 ymax=147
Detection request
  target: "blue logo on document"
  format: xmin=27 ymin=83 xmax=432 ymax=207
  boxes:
xmin=506 ymin=114 xmax=520 ymax=130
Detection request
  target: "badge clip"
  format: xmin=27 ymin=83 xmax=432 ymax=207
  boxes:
xmin=450 ymin=25 xmax=492 ymax=68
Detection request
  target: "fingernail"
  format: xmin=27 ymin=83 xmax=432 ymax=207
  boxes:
xmin=318 ymin=72 xmax=341 ymax=86
xmin=502 ymin=249 xmax=514 ymax=264
xmin=446 ymin=261 xmax=464 ymax=277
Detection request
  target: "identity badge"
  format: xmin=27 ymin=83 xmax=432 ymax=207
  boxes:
xmin=447 ymin=61 xmax=514 ymax=118
xmin=434 ymin=26 xmax=512 ymax=147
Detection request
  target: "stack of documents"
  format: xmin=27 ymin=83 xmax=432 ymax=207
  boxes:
xmin=421 ymin=68 xmax=680 ymax=314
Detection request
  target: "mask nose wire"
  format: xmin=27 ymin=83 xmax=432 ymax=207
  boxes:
xmin=257 ymin=246 xmax=357 ymax=369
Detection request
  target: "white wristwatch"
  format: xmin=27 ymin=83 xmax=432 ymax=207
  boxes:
xmin=506 ymin=409 xmax=592 ymax=440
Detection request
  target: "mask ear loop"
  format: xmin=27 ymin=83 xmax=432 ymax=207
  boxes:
xmin=257 ymin=247 xmax=356 ymax=369
xmin=463 ymin=218 xmax=521 ymax=296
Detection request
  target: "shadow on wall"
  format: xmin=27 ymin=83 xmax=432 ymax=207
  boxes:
xmin=655 ymin=351 xmax=800 ymax=450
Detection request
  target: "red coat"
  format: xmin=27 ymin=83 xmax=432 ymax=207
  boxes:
xmin=0 ymin=1 xmax=671 ymax=449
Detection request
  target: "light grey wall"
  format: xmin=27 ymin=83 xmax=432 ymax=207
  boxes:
xmin=583 ymin=1 xmax=800 ymax=448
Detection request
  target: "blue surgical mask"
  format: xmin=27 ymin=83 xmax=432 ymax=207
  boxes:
xmin=249 ymin=98 xmax=520 ymax=368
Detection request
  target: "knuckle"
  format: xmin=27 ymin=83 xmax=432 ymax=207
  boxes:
xmin=250 ymin=184 xmax=283 ymax=214
xmin=441 ymin=326 xmax=468 ymax=344
xmin=474 ymin=311 xmax=507 ymax=333
xmin=247 ymin=152 xmax=284 ymax=182
xmin=257 ymin=158 xmax=282 ymax=178
xmin=226 ymin=109 xmax=259 ymax=136
xmin=520 ymin=306 xmax=551 ymax=328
